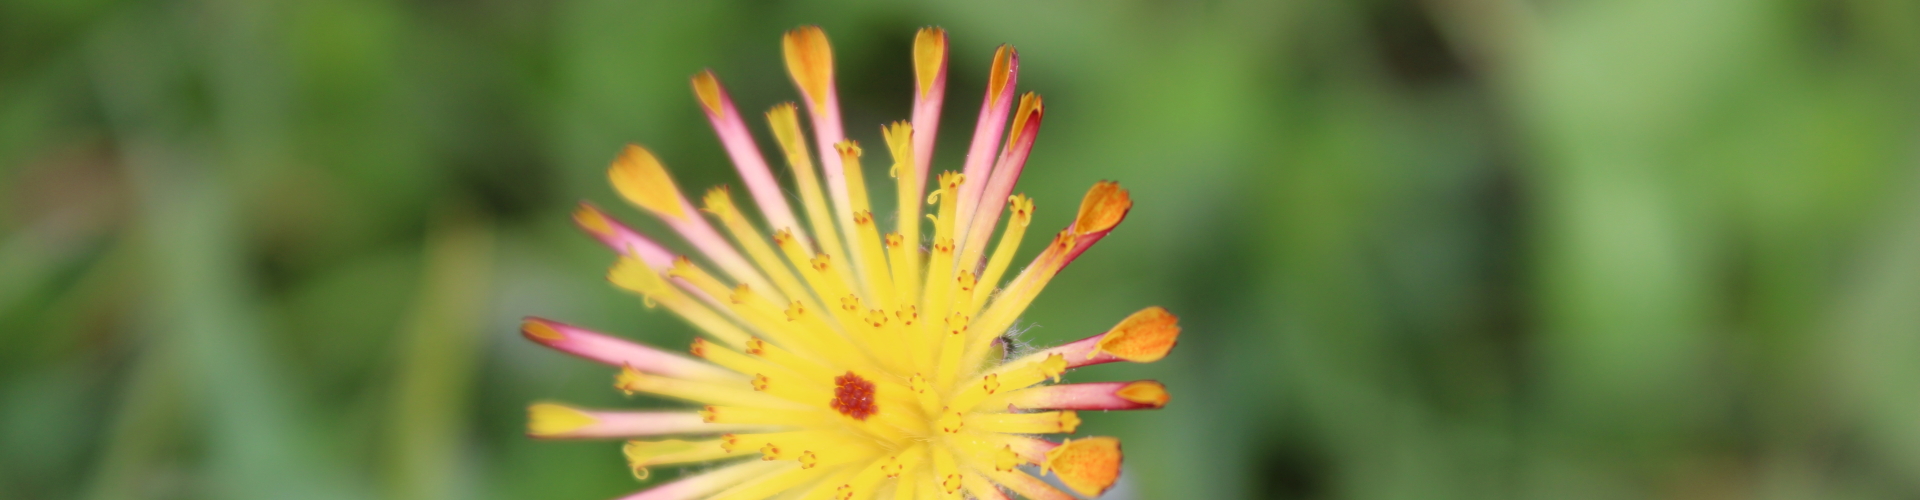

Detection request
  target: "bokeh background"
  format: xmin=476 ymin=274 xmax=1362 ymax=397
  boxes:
xmin=6 ymin=0 xmax=1920 ymax=499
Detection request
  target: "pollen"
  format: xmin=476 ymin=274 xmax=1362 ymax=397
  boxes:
xmin=829 ymin=372 xmax=876 ymax=420
xmin=525 ymin=25 xmax=1177 ymax=500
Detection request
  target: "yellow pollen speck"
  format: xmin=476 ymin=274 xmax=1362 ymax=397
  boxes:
xmin=937 ymin=409 xmax=964 ymax=433
xmin=526 ymin=403 xmax=597 ymax=437
xmin=1009 ymin=195 xmax=1034 ymax=227
xmin=785 ymin=301 xmax=806 ymax=321
xmin=1039 ymin=353 xmax=1068 ymax=383
xmin=994 ymin=445 xmax=1022 ymax=472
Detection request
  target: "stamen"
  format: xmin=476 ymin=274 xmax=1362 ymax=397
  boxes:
xmin=967 ymin=195 xmax=1033 ymax=316
xmin=624 ymin=439 xmax=752 ymax=481
xmin=830 ymin=371 xmax=878 ymax=420
xmin=691 ymin=72 xmax=812 ymax=255
xmin=967 ymin=411 xmax=1080 ymax=434
xmin=608 ymin=256 xmax=753 ymax=347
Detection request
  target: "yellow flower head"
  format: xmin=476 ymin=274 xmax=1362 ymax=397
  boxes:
xmin=525 ymin=26 xmax=1180 ymax=500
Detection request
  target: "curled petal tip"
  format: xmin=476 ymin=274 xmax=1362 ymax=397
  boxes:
xmin=1043 ymin=437 xmax=1123 ymax=497
xmin=1095 ymin=306 xmax=1180 ymax=363
xmin=609 ymin=144 xmax=687 ymax=220
xmin=1074 ymin=181 xmax=1132 ymax=235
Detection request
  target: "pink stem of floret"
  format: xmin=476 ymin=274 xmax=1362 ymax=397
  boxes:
xmin=1005 ymin=382 xmax=1162 ymax=411
xmin=537 ymin=409 xmax=761 ymax=439
xmin=699 ymin=76 xmax=813 ymax=252
xmin=521 ymin=317 xmax=736 ymax=382
xmin=952 ymin=49 xmax=1019 ymax=250
xmin=960 ymin=106 xmax=1042 ymax=269
xmin=910 ymin=44 xmax=948 ymax=198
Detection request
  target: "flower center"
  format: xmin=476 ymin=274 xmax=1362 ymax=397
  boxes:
xmin=829 ymin=371 xmax=877 ymax=420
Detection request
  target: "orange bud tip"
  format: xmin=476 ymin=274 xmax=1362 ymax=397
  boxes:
xmin=572 ymin=203 xmax=616 ymax=238
xmin=783 ymin=26 xmax=834 ymax=108
xmin=520 ymin=318 xmax=565 ymax=343
xmin=1094 ymin=306 xmax=1180 ymax=363
xmin=1116 ymin=380 xmax=1170 ymax=408
xmin=608 ymin=145 xmax=687 ymax=220
xmin=988 ymin=45 xmax=1015 ymax=106
xmin=692 ymin=70 xmax=725 ymax=115
xmin=1074 ymin=181 xmax=1131 ymax=235
xmin=1043 ymin=437 xmax=1123 ymax=497
xmin=913 ymin=27 xmax=947 ymax=97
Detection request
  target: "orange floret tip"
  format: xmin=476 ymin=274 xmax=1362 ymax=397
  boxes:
xmin=1118 ymin=380 xmax=1171 ymax=407
xmin=691 ymin=69 xmax=726 ymax=116
xmin=913 ymin=27 xmax=947 ymax=97
xmin=1095 ymin=306 xmax=1180 ymax=362
xmin=1043 ymin=437 xmax=1123 ymax=497
xmin=783 ymin=26 xmax=834 ymax=108
xmin=608 ymin=144 xmax=688 ymax=221
xmin=1073 ymin=180 xmax=1132 ymax=236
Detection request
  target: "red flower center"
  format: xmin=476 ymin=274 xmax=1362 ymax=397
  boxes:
xmin=830 ymin=371 xmax=877 ymax=420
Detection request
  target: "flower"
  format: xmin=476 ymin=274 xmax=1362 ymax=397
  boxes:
xmin=524 ymin=26 xmax=1180 ymax=500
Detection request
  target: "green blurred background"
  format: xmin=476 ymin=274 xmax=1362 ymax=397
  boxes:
xmin=5 ymin=0 xmax=1920 ymax=499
